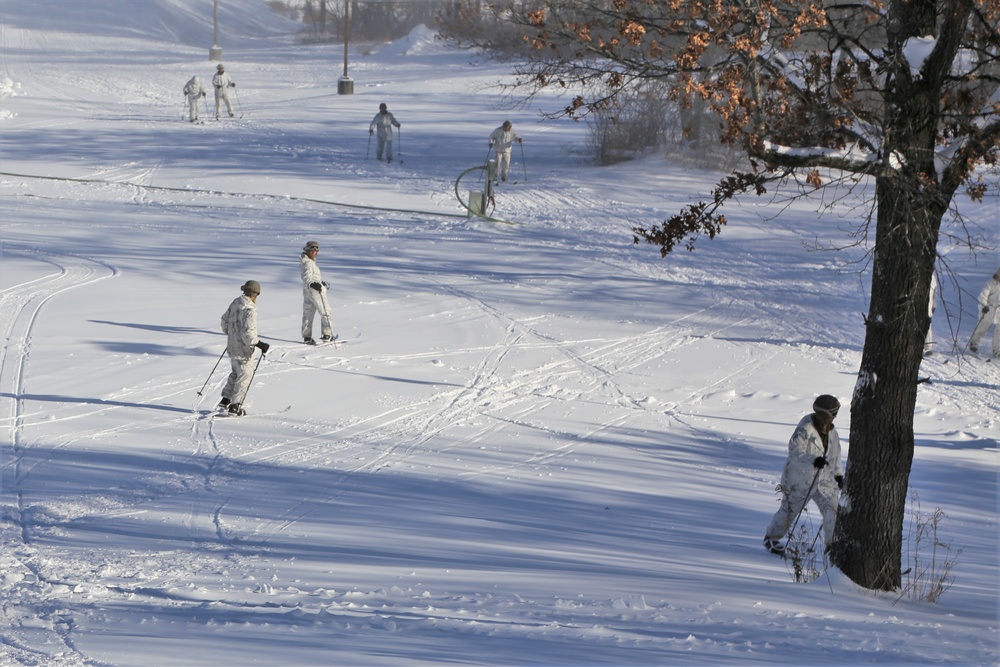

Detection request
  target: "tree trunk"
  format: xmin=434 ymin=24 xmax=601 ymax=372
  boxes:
xmin=828 ymin=0 xmax=955 ymax=590
xmin=830 ymin=168 xmax=946 ymax=591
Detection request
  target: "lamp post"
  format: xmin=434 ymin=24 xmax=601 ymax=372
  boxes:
xmin=209 ymin=0 xmax=223 ymax=61
xmin=337 ymin=1 xmax=354 ymax=94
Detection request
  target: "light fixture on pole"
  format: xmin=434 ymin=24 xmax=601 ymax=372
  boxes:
xmin=209 ymin=0 xmax=223 ymax=61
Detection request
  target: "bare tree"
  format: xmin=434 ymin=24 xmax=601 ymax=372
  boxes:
xmin=444 ymin=0 xmax=1000 ymax=591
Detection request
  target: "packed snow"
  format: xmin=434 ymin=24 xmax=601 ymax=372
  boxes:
xmin=1 ymin=1 xmax=997 ymax=665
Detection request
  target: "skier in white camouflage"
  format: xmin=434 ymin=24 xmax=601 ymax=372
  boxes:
xmin=968 ymin=268 xmax=1000 ymax=357
xmin=488 ymin=120 xmax=522 ymax=183
xmin=182 ymin=75 xmax=205 ymax=123
xmin=764 ymin=394 xmax=844 ymax=556
xmin=219 ymin=280 xmax=269 ymax=416
xmin=300 ymin=240 xmax=334 ymax=345
xmin=369 ymin=103 xmax=401 ymax=162
xmin=212 ymin=63 xmax=236 ymax=120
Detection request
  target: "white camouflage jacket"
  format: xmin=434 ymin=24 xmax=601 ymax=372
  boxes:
xmin=489 ymin=126 xmax=521 ymax=153
xmin=183 ymin=76 xmax=204 ymax=98
xmin=977 ymin=273 xmax=1000 ymax=324
xmin=369 ymin=111 xmax=400 ymax=139
xmin=780 ymin=414 xmax=843 ymax=495
xmin=300 ymin=253 xmax=325 ymax=293
xmin=220 ymin=294 xmax=258 ymax=359
xmin=212 ymin=72 xmax=233 ymax=99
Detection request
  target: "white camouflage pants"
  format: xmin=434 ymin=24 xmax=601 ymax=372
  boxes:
xmin=766 ymin=481 xmax=839 ymax=547
xmin=222 ymin=353 xmax=254 ymax=406
xmin=970 ymin=309 xmax=1000 ymax=355
xmin=301 ymin=288 xmax=333 ymax=340
xmin=215 ymin=91 xmax=234 ymax=118
xmin=187 ymin=95 xmax=201 ymax=121
xmin=376 ymin=137 xmax=394 ymax=161
xmin=495 ymin=149 xmax=512 ymax=181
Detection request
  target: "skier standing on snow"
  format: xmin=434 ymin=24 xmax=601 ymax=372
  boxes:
xmin=369 ymin=103 xmax=401 ymax=162
xmin=183 ymin=75 xmax=206 ymax=123
xmin=969 ymin=268 xmax=1000 ymax=356
xmin=219 ymin=280 xmax=269 ymax=416
xmin=300 ymin=240 xmax=335 ymax=345
xmin=212 ymin=63 xmax=236 ymax=120
xmin=764 ymin=394 xmax=843 ymax=556
xmin=488 ymin=120 xmax=522 ymax=183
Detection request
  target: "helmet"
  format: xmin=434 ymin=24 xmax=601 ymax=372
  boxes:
xmin=241 ymin=280 xmax=261 ymax=295
xmin=379 ymin=102 xmax=387 ymax=110
xmin=217 ymin=64 xmax=225 ymax=71
xmin=813 ymin=394 xmax=841 ymax=416
xmin=502 ymin=120 xmax=512 ymax=130
xmin=303 ymin=240 xmax=320 ymax=252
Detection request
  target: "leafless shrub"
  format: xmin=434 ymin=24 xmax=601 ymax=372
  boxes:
xmin=783 ymin=510 xmax=825 ymax=584
xmin=897 ymin=493 xmax=961 ymax=604
xmin=585 ymin=83 xmax=670 ymax=165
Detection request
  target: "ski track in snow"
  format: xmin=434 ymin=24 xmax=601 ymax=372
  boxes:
xmin=0 ymin=246 xmax=118 ymax=666
xmin=179 ymin=272 xmax=775 ymax=548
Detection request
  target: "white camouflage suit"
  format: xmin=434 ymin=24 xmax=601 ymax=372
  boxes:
xmin=300 ymin=250 xmax=333 ymax=341
xmin=369 ymin=107 xmax=401 ymax=161
xmin=212 ymin=67 xmax=235 ymax=118
xmin=220 ymin=293 xmax=258 ymax=405
xmin=766 ymin=414 xmax=843 ymax=547
xmin=488 ymin=123 xmax=522 ymax=182
xmin=183 ymin=76 xmax=204 ymax=122
xmin=969 ymin=269 xmax=1000 ymax=356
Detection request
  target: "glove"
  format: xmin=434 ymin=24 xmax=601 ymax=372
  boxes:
xmin=489 ymin=142 xmax=494 ymax=148
xmin=201 ymin=91 xmax=206 ymax=97
xmin=310 ymin=282 xmax=322 ymax=292
xmin=813 ymin=456 xmax=828 ymax=469
xmin=984 ymin=306 xmax=991 ymax=314
xmin=370 ymin=129 xmax=374 ymax=135
xmin=322 ymin=281 xmax=329 ymax=288
xmin=230 ymin=82 xmax=236 ymax=88
xmin=255 ymin=341 xmax=270 ymax=354
xmin=517 ymin=138 xmax=523 ymax=143
xmin=835 ymin=475 xmax=844 ymax=490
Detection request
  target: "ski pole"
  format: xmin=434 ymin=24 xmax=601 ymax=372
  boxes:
xmin=235 ymin=349 xmax=265 ymax=407
xmin=397 ymin=127 xmax=402 ymax=156
xmin=197 ymin=347 xmax=227 ymax=396
xmin=519 ymin=141 xmax=527 ymax=182
xmin=367 ymin=132 xmax=372 ymax=159
xmin=232 ymin=86 xmax=243 ymax=118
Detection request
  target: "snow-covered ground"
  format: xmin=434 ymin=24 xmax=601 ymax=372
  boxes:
xmin=1 ymin=2 xmax=997 ymax=665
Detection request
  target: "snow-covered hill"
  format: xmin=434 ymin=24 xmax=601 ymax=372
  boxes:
xmin=1 ymin=1 xmax=997 ymax=665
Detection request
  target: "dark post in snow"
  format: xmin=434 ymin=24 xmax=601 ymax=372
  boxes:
xmin=209 ymin=0 xmax=223 ymax=61
xmin=338 ymin=0 xmax=354 ymax=94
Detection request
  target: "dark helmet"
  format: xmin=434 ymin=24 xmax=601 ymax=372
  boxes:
xmin=379 ymin=103 xmax=387 ymax=110
xmin=241 ymin=280 xmax=261 ymax=295
xmin=813 ymin=394 xmax=841 ymax=416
